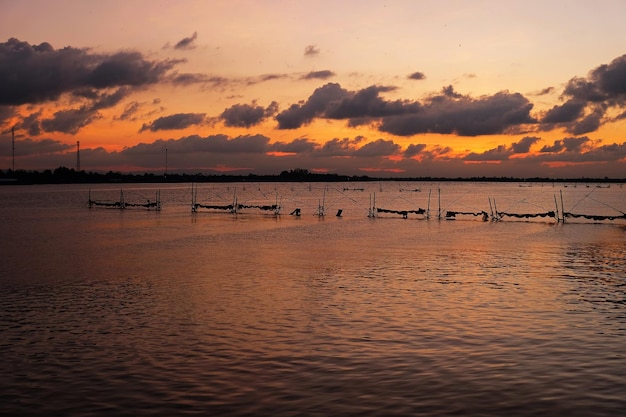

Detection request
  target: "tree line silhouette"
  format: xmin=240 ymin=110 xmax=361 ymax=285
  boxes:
xmin=0 ymin=166 xmax=621 ymax=184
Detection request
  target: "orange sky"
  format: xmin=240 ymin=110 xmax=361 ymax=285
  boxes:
xmin=1 ymin=0 xmax=626 ymax=178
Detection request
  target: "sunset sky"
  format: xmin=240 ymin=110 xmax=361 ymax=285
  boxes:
xmin=1 ymin=0 xmax=626 ymax=178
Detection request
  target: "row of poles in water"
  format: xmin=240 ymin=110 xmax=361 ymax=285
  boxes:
xmin=88 ymin=185 xmax=625 ymax=222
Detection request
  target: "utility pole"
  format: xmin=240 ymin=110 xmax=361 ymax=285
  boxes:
xmin=76 ymin=141 xmax=81 ymax=171
xmin=12 ymin=126 xmax=15 ymax=171
xmin=165 ymin=147 xmax=168 ymax=178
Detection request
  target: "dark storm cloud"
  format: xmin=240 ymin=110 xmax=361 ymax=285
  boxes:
xmin=464 ymin=145 xmax=511 ymax=161
xmin=277 ymin=83 xmax=533 ymax=136
xmin=380 ymin=86 xmax=534 ymax=136
xmin=72 ymin=88 xmax=100 ymax=100
xmin=118 ymin=101 xmax=141 ymax=121
xmin=510 ymin=136 xmax=540 ymax=153
xmin=220 ymin=101 xmax=278 ymax=128
xmin=585 ymin=142 xmax=626 ymax=161
xmin=16 ymin=111 xmax=42 ymax=136
xmin=90 ymin=87 xmax=130 ymax=110
xmin=87 ymin=52 xmax=180 ymax=89
xmin=0 ymin=38 xmax=179 ymax=106
xmin=403 ymin=143 xmax=427 ymax=157
xmin=270 ymin=138 xmax=317 ymax=153
xmin=304 ymin=45 xmax=320 ymax=56
xmin=164 ymin=134 xmax=270 ymax=153
xmin=41 ymin=107 xmax=100 ymax=134
xmin=140 ymin=113 xmax=206 ymax=132
xmin=530 ymin=140 xmax=626 ymax=164
xmin=570 ymin=112 xmax=602 ymax=135
xmin=542 ymin=99 xmax=585 ymax=123
xmin=0 ymin=106 xmax=15 ymax=126
xmin=464 ymin=136 xmax=540 ymax=161
xmin=325 ymin=85 xmax=419 ymax=119
xmin=352 ymin=139 xmax=400 ymax=157
xmin=408 ymin=72 xmax=425 ymax=80
xmin=276 ymin=83 xmax=349 ymax=129
xmin=121 ymin=134 xmax=403 ymax=161
xmin=540 ymin=136 xmax=591 ymax=153
xmin=301 ymin=70 xmax=335 ymax=80
xmin=174 ymin=32 xmax=198 ymax=50
xmin=275 ymin=83 xmax=420 ymax=129
xmin=544 ymin=54 xmax=626 ymax=134
xmin=150 ymin=134 xmax=271 ymax=154
xmin=313 ymin=137 xmax=362 ymax=157
xmin=564 ymin=54 xmax=626 ymax=103
xmin=10 ymin=137 xmax=73 ymax=156
xmin=36 ymin=87 xmax=131 ymax=134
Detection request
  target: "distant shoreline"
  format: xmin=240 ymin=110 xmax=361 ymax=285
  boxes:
xmin=1 ymin=167 xmax=624 ymax=185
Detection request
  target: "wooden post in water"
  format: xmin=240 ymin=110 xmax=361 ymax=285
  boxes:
xmin=560 ymin=190 xmax=566 ymax=224
xmin=437 ymin=187 xmax=441 ymax=220
xmin=554 ymin=194 xmax=560 ymax=223
xmin=191 ymin=183 xmax=195 ymax=212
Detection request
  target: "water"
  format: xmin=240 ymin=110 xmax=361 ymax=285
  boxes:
xmin=1 ymin=182 xmax=625 ymax=416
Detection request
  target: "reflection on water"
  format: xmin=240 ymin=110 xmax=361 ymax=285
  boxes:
xmin=1 ymin=183 xmax=625 ymax=416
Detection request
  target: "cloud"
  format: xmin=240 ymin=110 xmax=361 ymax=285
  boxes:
xmin=564 ymin=54 xmax=626 ymax=103
xmin=140 ymin=113 xmax=206 ymax=132
xmin=542 ymin=54 xmax=626 ymax=134
xmin=169 ymin=73 xmax=228 ymax=87
xmin=380 ymin=86 xmax=534 ymax=136
xmin=87 ymin=52 xmax=179 ymax=89
xmin=464 ymin=145 xmax=512 ymax=161
xmin=531 ymin=86 xmax=555 ymax=96
xmin=510 ymin=136 xmax=540 ymax=153
xmin=164 ymin=134 xmax=271 ymax=154
xmin=304 ymin=45 xmax=320 ymax=56
xmin=276 ymin=83 xmax=349 ymax=129
xmin=542 ymin=99 xmax=585 ymax=123
xmin=220 ymin=101 xmax=278 ymax=128
xmin=408 ymin=72 xmax=425 ymax=80
xmin=540 ymin=136 xmax=591 ymax=153
xmin=315 ymin=137 xmax=364 ymax=157
xmin=530 ymin=139 xmax=626 ymax=164
xmin=270 ymin=138 xmax=318 ymax=153
xmin=41 ymin=107 xmax=101 ymax=134
xmin=2 ymin=137 xmax=73 ymax=156
xmin=0 ymin=38 xmax=179 ymax=106
xmin=352 ymin=139 xmax=400 ymax=157
xmin=244 ymin=74 xmax=290 ymax=86
xmin=174 ymin=32 xmax=198 ymax=50
xmin=275 ymin=83 xmax=420 ymax=129
xmin=34 ymin=87 xmax=132 ymax=134
xmin=403 ymin=143 xmax=427 ymax=157
xmin=276 ymin=83 xmax=534 ymax=136
xmin=18 ymin=111 xmax=42 ymax=136
xmin=6 ymin=130 xmax=624 ymax=178
xmin=301 ymin=70 xmax=335 ymax=80
xmin=325 ymin=85 xmax=417 ymax=119
xmin=0 ymin=106 xmax=16 ymax=128
xmin=464 ymin=136 xmax=540 ymax=161
xmin=117 ymin=101 xmax=141 ymax=121
xmin=570 ymin=111 xmax=602 ymax=135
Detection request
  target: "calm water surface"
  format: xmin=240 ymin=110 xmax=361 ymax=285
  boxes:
xmin=1 ymin=182 xmax=625 ymax=416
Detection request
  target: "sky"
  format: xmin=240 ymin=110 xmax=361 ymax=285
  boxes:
xmin=1 ymin=0 xmax=626 ymax=178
